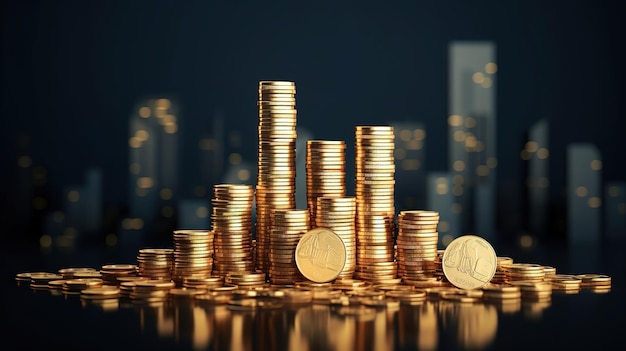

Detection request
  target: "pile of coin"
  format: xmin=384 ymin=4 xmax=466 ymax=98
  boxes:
xmin=396 ymin=210 xmax=440 ymax=281
xmin=171 ymin=229 xmax=215 ymax=284
xmin=211 ymin=184 xmax=255 ymax=275
xmin=315 ymin=196 xmax=357 ymax=279
xmin=268 ymin=209 xmax=310 ymax=284
xmin=305 ymin=140 xmax=347 ymax=225
xmin=354 ymin=125 xmax=397 ymax=284
xmin=137 ymin=248 xmax=174 ymax=280
xmin=100 ymin=264 xmax=138 ymax=285
xmin=256 ymin=81 xmax=298 ymax=273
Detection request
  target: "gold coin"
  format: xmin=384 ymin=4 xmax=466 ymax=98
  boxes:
xmin=295 ymin=227 xmax=347 ymax=283
xmin=441 ymin=234 xmax=497 ymax=290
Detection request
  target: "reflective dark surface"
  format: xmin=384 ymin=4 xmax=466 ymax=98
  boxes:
xmin=2 ymin=239 xmax=624 ymax=351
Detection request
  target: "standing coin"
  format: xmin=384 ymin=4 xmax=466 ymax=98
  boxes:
xmin=442 ymin=234 xmax=497 ymax=290
xmin=295 ymin=228 xmax=347 ymax=283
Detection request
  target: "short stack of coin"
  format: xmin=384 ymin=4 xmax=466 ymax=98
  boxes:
xmin=577 ymin=274 xmax=611 ymax=292
xmin=29 ymin=273 xmax=63 ymax=290
xmin=137 ymin=248 xmax=174 ymax=280
xmin=354 ymin=126 xmax=397 ymax=284
xmin=501 ymin=263 xmax=545 ymax=283
xmin=129 ymin=280 xmax=176 ymax=303
xmin=306 ymin=140 xmax=347 ymax=225
xmin=63 ymin=278 xmax=104 ymax=295
xmin=396 ymin=210 xmax=440 ymax=281
xmin=255 ymin=81 xmax=298 ymax=274
xmin=58 ymin=267 xmax=98 ymax=279
xmin=545 ymin=274 xmax=582 ymax=292
xmin=315 ymin=196 xmax=357 ymax=279
xmin=269 ymin=209 xmax=310 ymax=285
xmin=100 ymin=264 xmax=138 ymax=285
xmin=171 ymin=229 xmax=215 ymax=285
xmin=491 ymin=257 xmax=514 ymax=284
xmin=211 ymin=184 xmax=255 ymax=276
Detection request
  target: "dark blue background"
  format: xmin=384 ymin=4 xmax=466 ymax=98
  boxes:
xmin=1 ymin=0 xmax=625 ymax=239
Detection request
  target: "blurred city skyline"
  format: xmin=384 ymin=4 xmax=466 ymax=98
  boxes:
xmin=1 ymin=1 xmax=625 ymax=244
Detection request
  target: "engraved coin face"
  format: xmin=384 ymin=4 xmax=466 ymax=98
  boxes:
xmin=442 ymin=234 xmax=497 ymax=290
xmin=295 ymin=228 xmax=347 ymax=283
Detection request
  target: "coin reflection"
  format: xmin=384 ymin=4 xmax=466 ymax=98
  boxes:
xmin=397 ymin=301 xmax=438 ymax=351
xmin=439 ymin=300 xmax=498 ymax=350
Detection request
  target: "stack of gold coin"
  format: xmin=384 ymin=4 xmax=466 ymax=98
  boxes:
xmin=80 ymin=286 xmax=121 ymax=300
xmin=129 ymin=280 xmax=176 ymax=302
xmin=576 ymin=274 xmax=611 ymax=290
xmin=306 ymin=140 xmax=347 ymax=225
xmin=136 ymin=248 xmax=174 ymax=280
xmin=100 ymin=264 xmax=138 ymax=285
xmin=492 ymin=257 xmax=514 ymax=284
xmin=29 ymin=273 xmax=63 ymax=290
xmin=63 ymin=278 xmax=104 ymax=295
xmin=315 ymin=196 xmax=356 ymax=279
xmin=255 ymin=81 xmax=298 ymax=274
xmin=545 ymin=274 xmax=582 ymax=292
xmin=396 ymin=210 xmax=440 ymax=281
xmin=172 ymin=229 xmax=215 ymax=284
xmin=354 ymin=126 xmax=396 ymax=283
xmin=269 ymin=209 xmax=310 ymax=285
xmin=182 ymin=276 xmax=224 ymax=290
xmin=58 ymin=267 xmax=98 ymax=279
xmin=225 ymin=272 xmax=267 ymax=287
xmin=501 ymin=263 xmax=545 ymax=283
xmin=211 ymin=184 xmax=255 ymax=276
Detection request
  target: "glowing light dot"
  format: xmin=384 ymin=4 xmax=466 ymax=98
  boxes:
xmin=438 ymin=221 xmax=450 ymax=233
xmin=453 ymin=160 xmax=465 ymax=172
xmin=160 ymin=188 xmax=173 ymax=200
xmin=402 ymin=159 xmax=420 ymax=171
xmin=67 ymin=190 xmax=80 ymax=202
xmin=394 ymin=148 xmax=406 ymax=160
xmin=590 ymin=160 xmax=602 ymax=171
xmin=138 ymin=106 xmax=151 ymax=118
xmin=487 ymin=157 xmax=498 ymax=168
xmin=238 ymin=169 xmax=250 ymax=181
xmin=135 ymin=130 xmax=149 ymax=141
xmin=448 ymin=115 xmax=463 ymax=127
xmin=519 ymin=235 xmax=533 ymax=249
xmin=480 ymin=77 xmax=492 ymax=88
xmin=608 ymin=186 xmax=620 ymax=197
xmin=196 ymin=206 xmax=209 ymax=218
xmin=399 ymin=129 xmax=412 ymax=142
xmin=229 ymin=153 xmax=242 ymax=165
xmin=442 ymin=234 xmax=454 ymax=247
xmin=105 ymin=233 xmax=118 ymax=247
xmin=485 ymin=62 xmax=498 ymax=74
xmin=472 ymin=72 xmax=485 ymax=84
xmin=588 ymin=197 xmax=601 ymax=208
xmin=525 ymin=141 xmax=539 ymax=153
xmin=137 ymin=177 xmax=154 ymax=189
xmin=413 ymin=129 xmax=425 ymax=140
xmin=40 ymin=235 xmax=52 ymax=248
xmin=129 ymin=137 xmax=141 ymax=148
xmin=18 ymin=156 xmax=32 ymax=168
xmin=464 ymin=117 xmax=477 ymax=128
xmin=575 ymin=186 xmax=588 ymax=197
xmin=537 ymin=148 xmax=550 ymax=159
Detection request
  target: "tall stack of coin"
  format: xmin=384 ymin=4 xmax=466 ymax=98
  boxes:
xmin=136 ymin=248 xmax=174 ymax=280
xmin=255 ymin=81 xmax=298 ymax=273
xmin=315 ymin=196 xmax=356 ymax=279
xmin=396 ymin=210 xmax=439 ymax=281
xmin=211 ymin=184 xmax=255 ymax=276
xmin=269 ymin=209 xmax=310 ymax=285
xmin=306 ymin=140 xmax=347 ymax=225
xmin=354 ymin=126 xmax=397 ymax=283
xmin=171 ymin=229 xmax=215 ymax=285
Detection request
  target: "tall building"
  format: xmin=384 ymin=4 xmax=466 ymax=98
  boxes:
xmin=128 ymin=98 xmax=180 ymax=235
xmin=426 ymin=172 xmax=461 ymax=247
xmin=392 ymin=121 xmax=427 ymax=211
xmin=566 ymin=143 xmax=602 ymax=245
xmin=448 ymin=41 xmax=498 ymax=240
xmin=522 ymin=119 xmax=550 ymax=238
xmin=196 ymin=111 xmax=224 ymax=199
xmin=605 ymin=182 xmax=626 ymax=242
